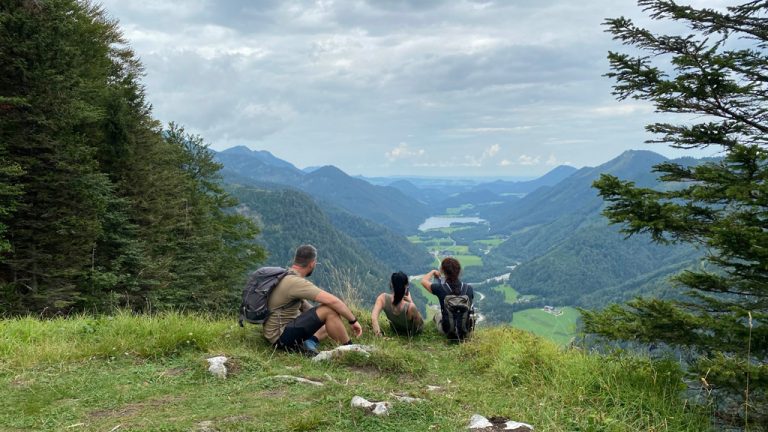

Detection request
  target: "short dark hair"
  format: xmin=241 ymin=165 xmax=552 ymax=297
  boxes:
xmin=293 ymin=244 xmax=317 ymax=267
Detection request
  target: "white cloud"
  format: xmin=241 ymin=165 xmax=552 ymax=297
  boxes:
xmin=546 ymin=154 xmax=558 ymax=166
xmin=589 ymin=103 xmax=654 ymax=117
xmin=518 ymin=154 xmax=541 ymax=166
xmin=482 ymin=144 xmax=501 ymax=158
xmin=449 ymin=126 xmax=532 ymax=133
xmin=499 ymin=159 xmax=512 ymax=166
xmin=385 ymin=143 xmax=425 ymax=161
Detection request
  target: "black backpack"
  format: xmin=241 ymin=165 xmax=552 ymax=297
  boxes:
xmin=442 ymin=282 xmax=474 ymax=341
xmin=238 ymin=267 xmax=291 ymax=327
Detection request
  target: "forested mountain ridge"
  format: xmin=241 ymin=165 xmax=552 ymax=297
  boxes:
xmin=482 ymin=150 xmax=703 ymax=308
xmin=214 ymin=146 xmax=304 ymax=185
xmin=228 ymin=186 xmax=430 ymax=306
xmin=216 ymin=148 xmax=431 ymax=234
xmin=299 ymin=166 xmax=430 ymax=234
xmin=0 ymin=2 xmax=262 ymax=315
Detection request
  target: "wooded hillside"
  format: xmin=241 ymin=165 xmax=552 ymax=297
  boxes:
xmin=0 ymin=1 xmax=263 ymax=315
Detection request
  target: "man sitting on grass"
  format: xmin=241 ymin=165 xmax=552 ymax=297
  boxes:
xmin=263 ymin=244 xmax=363 ymax=355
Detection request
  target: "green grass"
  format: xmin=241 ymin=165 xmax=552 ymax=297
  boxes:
xmin=492 ymin=284 xmax=519 ymax=304
xmin=474 ymin=238 xmax=505 ymax=247
xmin=436 ymin=244 xmax=469 ymax=254
xmin=452 ymin=254 xmax=483 ymax=268
xmin=511 ymin=307 xmax=581 ymax=346
xmin=444 ymin=204 xmax=475 ymax=215
xmin=0 ymin=313 xmax=712 ymax=431
xmin=429 ymin=225 xmax=474 ymax=234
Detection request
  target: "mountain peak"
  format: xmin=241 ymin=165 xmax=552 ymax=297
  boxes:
xmin=309 ymin=165 xmax=348 ymax=178
xmin=221 ymin=145 xmax=253 ymax=155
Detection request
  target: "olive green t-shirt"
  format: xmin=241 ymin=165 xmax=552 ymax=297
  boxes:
xmin=262 ymin=271 xmax=323 ymax=344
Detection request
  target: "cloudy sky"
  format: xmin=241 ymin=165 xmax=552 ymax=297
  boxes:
xmin=100 ymin=0 xmax=725 ymax=177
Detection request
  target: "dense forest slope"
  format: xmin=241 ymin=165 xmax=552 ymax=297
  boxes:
xmin=482 ymin=151 xmax=702 ymax=308
xmin=229 ymin=186 xmax=430 ymax=306
xmin=0 ymin=3 xmax=261 ymax=315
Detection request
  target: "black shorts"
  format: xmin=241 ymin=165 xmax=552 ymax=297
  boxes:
xmin=275 ymin=307 xmax=324 ymax=350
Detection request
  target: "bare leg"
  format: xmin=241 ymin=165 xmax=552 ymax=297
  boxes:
xmin=314 ymin=325 xmax=328 ymax=341
xmin=314 ymin=305 xmax=350 ymax=344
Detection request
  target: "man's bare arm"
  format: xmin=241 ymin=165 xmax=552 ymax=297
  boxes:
xmin=314 ymin=290 xmax=356 ymax=322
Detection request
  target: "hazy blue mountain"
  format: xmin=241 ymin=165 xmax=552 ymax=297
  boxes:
xmin=472 ymin=165 xmax=577 ymax=195
xmin=438 ymin=189 xmax=514 ymax=212
xmin=214 ymin=147 xmax=304 ymax=185
xmin=298 ymin=166 xmax=430 ymax=234
xmin=387 ymin=179 xmax=448 ymax=205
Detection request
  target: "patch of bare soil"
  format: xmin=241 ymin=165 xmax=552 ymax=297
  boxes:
xmin=158 ymin=367 xmax=186 ymax=377
xmin=88 ymin=395 xmax=184 ymax=419
xmin=348 ymin=364 xmax=380 ymax=377
xmin=9 ymin=376 xmax=33 ymax=389
xmin=259 ymin=388 xmax=288 ymax=398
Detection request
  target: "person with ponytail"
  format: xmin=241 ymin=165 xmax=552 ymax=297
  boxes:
xmin=371 ymin=271 xmax=424 ymax=337
xmin=420 ymin=257 xmax=475 ymax=338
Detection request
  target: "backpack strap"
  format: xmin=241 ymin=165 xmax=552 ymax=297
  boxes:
xmin=443 ymin=281 xmax=466 ymax=296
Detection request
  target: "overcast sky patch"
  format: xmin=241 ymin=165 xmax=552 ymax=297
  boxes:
xmin=101 ymin=0 xmax=724 ymax=177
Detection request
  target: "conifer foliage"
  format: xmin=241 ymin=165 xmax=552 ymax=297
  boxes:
xmin=582 ymin=1 xmax=768 ymax=425
xmin=0 ymin=1 xmax=264 ymax=314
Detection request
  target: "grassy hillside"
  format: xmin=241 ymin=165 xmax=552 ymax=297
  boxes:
xmin=1 ymin=313 xmax=713 ymax=431
xmin=511 ymin=307 xmax=581 ymax=346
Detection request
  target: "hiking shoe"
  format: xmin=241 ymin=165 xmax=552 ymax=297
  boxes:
xmin=302 ymin=338 xmax=319 ymax=355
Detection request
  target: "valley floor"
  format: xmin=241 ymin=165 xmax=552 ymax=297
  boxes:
xmin=1 ymin=312 xmax=713 ymax=431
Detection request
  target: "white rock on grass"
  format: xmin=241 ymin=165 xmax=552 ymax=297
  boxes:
xmin=391 ymin=394 xmax=425 ymax=403
xmin=312 ymin=344 xmax=375 ymax=362
xmin=206 ymin=356 xmax=228 ymax=379
xmin=351 ymin=396 xmax=391 ymax=416
xmin=468 ymin=414 xmax=494 ymax=429
xmin=504 ymin=421 xmax=534 ymax=431
xmin=467 ymin=414 xmax=534 ymax=431
xmin=272 ymin=375 xmax=324 ymax=386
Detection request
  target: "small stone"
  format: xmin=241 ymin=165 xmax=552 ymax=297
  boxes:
xmin=391 ymin=394 xmax=425 ymax=403
xmin=312 ymin=344 xmax=375 ymax=362
xmin=272 ymin=375 xmax=324 ymax=386
xmin=504 ymin=420 xmax=534 ymax=431
xmin=468 ymin=414 xmax=493 ymax=429
xmin=351 ymin=395 xmax=391 ymax=416
xmin=206 ymin=356 xmax=228 ymax=379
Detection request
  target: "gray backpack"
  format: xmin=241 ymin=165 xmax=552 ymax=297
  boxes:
xmin=442 ymin=282 xmax=474 ymax=340
xmin=238 ymin=267 xmax=290 ymax=327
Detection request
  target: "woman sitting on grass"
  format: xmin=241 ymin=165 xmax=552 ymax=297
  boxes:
xmin=371 ymin=271 xmax=424 ymax=337
xmin=421 ymin=257 xmax=475 ymax=340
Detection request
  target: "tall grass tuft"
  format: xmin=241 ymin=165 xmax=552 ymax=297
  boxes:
xmin=0 ymin=311 xmax=254 ymax=369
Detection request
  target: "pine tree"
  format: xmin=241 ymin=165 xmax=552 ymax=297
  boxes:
xmin=0 ymin=1 xmax=126 ymax=312
xmin=582 ymin=1 xmax=768 ymax=425
xmin=0 ymin=1 xmax=265 ymax=313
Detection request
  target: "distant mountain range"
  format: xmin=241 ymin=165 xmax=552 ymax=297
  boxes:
xmin=216 ymin=145 xmax=714 ymax=312
xmin=216 ymin=147 xmax=429 ymax=234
